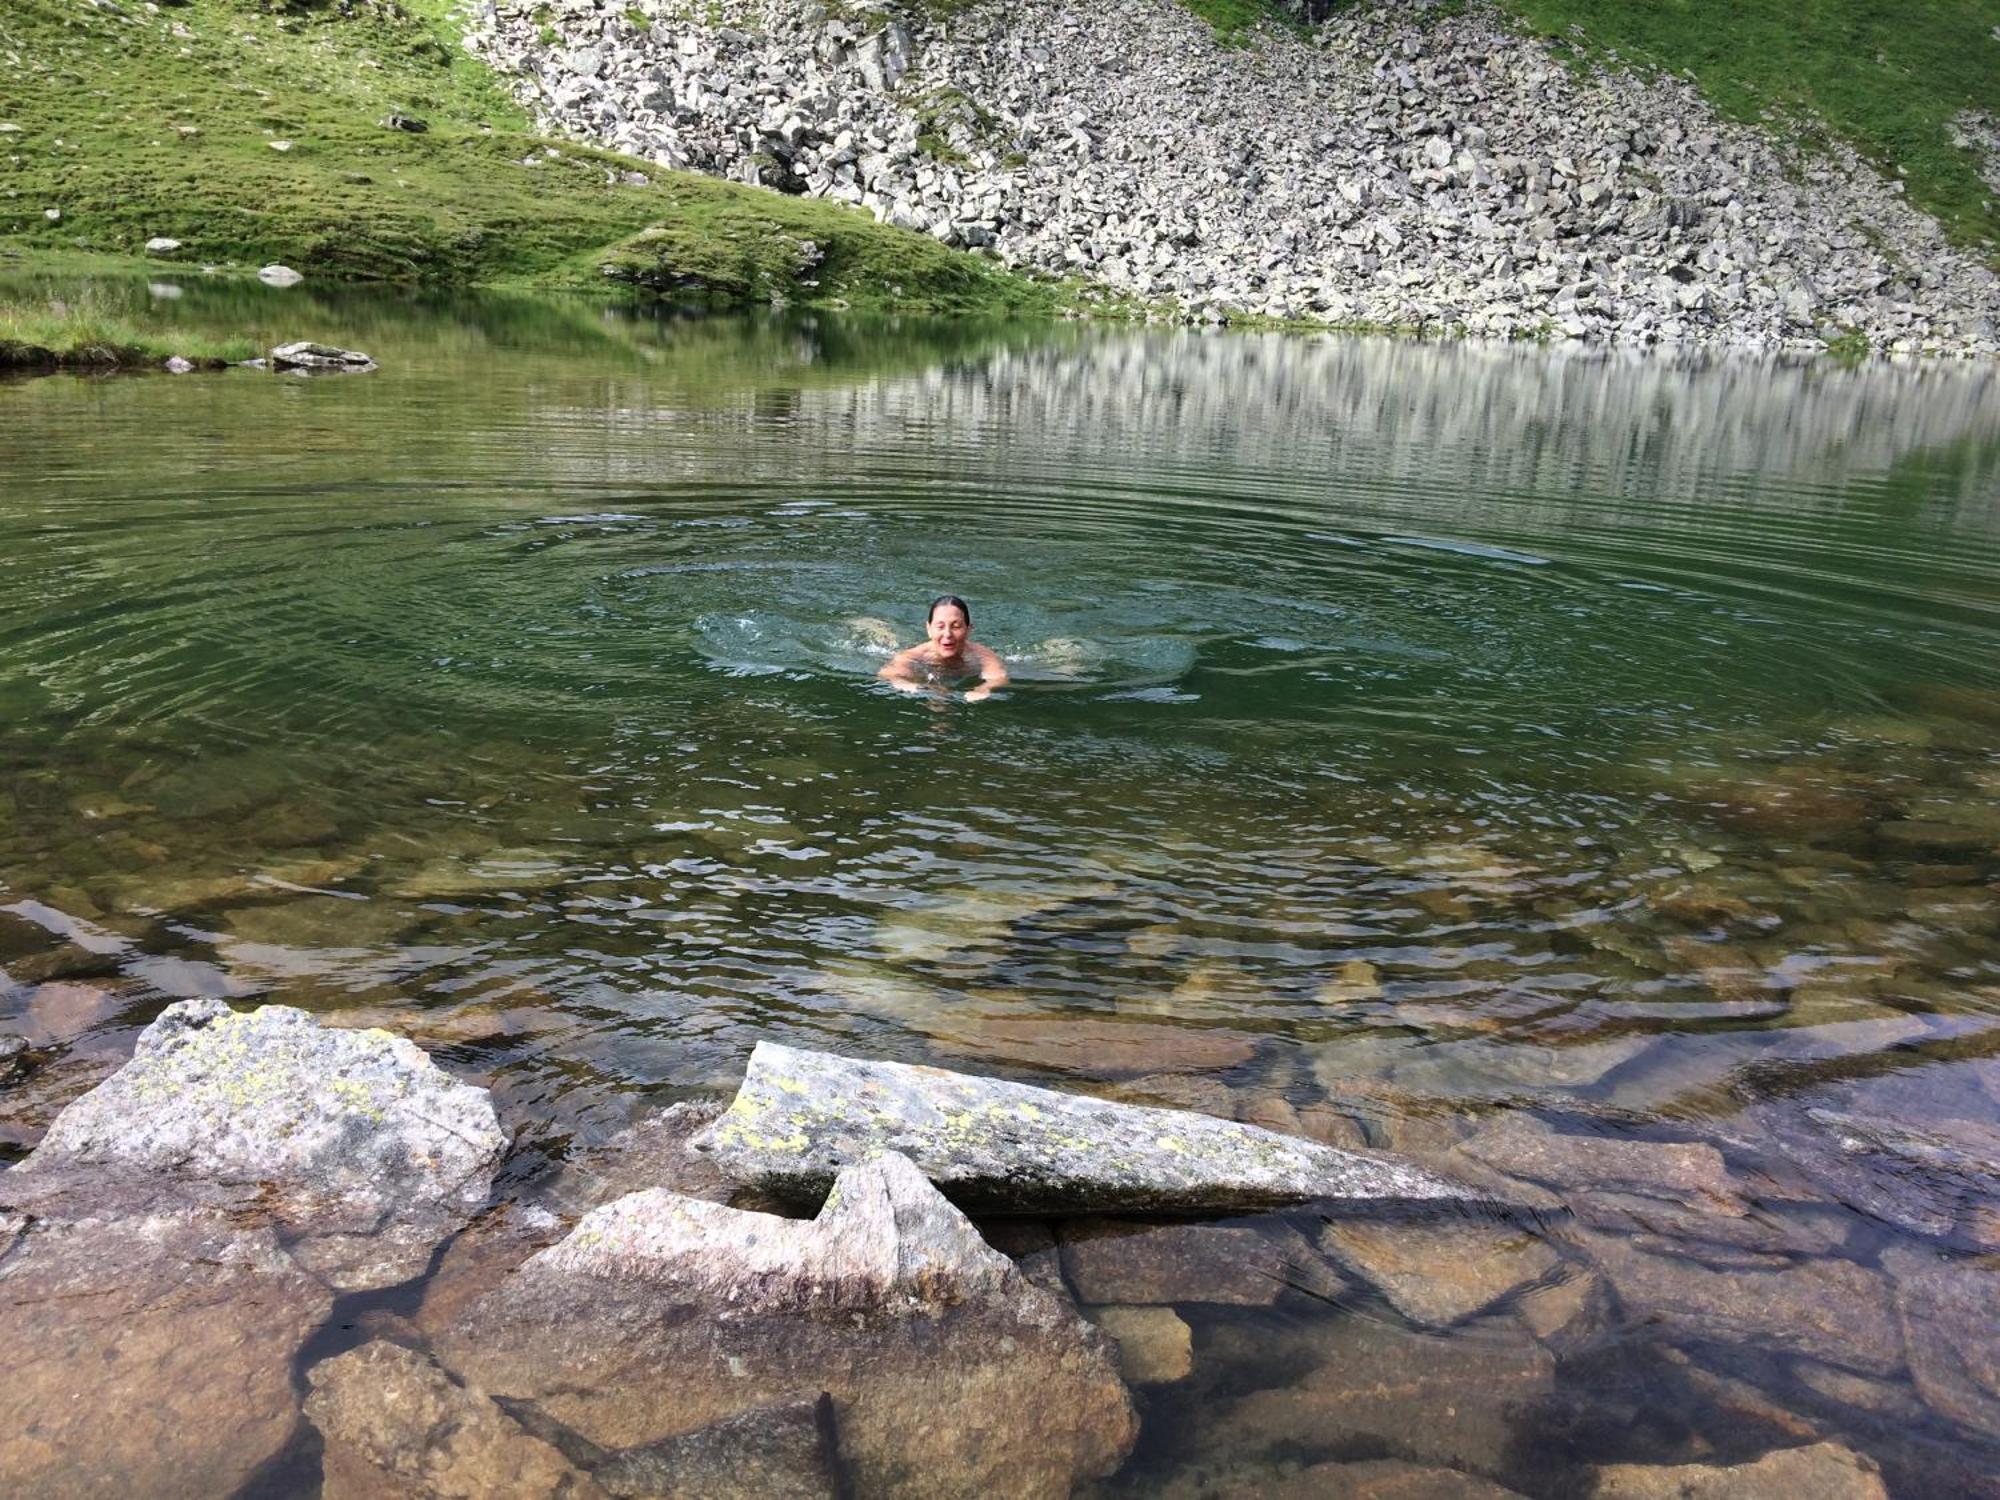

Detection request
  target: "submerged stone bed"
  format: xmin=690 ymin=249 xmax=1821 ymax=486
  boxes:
xmin=1 ymin=998 xmax=1994 ymax=1497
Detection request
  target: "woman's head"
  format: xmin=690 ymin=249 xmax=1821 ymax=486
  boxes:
xmin=926 ymin=594 xmax=971 ymax=656
xmin=928 ymin=594 xmax=971 ymax=627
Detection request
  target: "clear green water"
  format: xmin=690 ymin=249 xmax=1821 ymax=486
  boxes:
xmin=3 ymin=279 xmax=1999 ymax=1495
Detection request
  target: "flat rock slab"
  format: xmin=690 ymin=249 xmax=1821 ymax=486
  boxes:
xmin=928 ymin=1016 xmax=1258 ymax=1076
xmin=0 ymin=1211 xmax=331 ymax=1500
xmin=23 ymin=997 xmax=504 ymax=1288
xmin=1215 ymin=1312 xmax=1556 ymax=1477
xmin=1318 ymin=1216 xmax=1561 ymax=1328
xmin=691 ymin=1040 xmax=1479 ymax=1214
xmin=438 ymin=1152 xmax=1136 ymax=1500
xmin=1586 ymin=1234 xmax=1903 ymax=1377
xmin=1884 ymin=1245 xmax=2000 ymax=1440
xmin=1060 ymin=1217 xmax=1285 ymax=1305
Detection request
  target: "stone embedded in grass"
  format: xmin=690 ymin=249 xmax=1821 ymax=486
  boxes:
xmin=436 ymin=1152 xmax=1137 ymax=1499
xmin=692 ymin=1040 xmax=1483 ymax=1214
xmin=20 ymin=996 xmax=504 ymax=1288
xmin=143 ymin=236 xmax=181 ymax=255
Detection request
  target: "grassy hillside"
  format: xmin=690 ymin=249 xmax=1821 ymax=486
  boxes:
xmin=0 ymin=0 xmax=1061 ymax=314
xmin=1497 ymin=0 xmax=2000 ymax=258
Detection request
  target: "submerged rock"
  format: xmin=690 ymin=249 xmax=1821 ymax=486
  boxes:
xmin=0 ymin=1211 xmax=332 ymax=1500
xmin=1317 ymin=1215 xmax=1561 ymax=1328
xmin=1090 ymin=1305 xmax=1193 ymax=1385
xmin=691 ymin=1040 xmax=1479 ymax=1213
xmin=20 ymin=997 xmax=504 ymax=1288
xmin=307 ymin=1341 xmax=608 ymax=1500
xmin=1213 ymin=1311 xmax=1556 ymax=1477
xmin=1591 ymin=1441 xmax=1888 ymax=1500
xmin=1060 ymin=1217 xmax=1285 ymax=1305
xmin=590 ymin=1395 xmax=839 ymax=1500
xmin=438 ymin=1151 xmax=1136 ymax=1499
xmin=1584 ymin=1234 xmax=1902 ymax=1376
xmin=1883 ymin=1246 xmax=2000 ymax=1440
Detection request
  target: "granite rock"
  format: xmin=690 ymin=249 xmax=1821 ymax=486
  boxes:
xmin=692 ymin=1040 xmax=1480 ymax=1214
xmin=437 ymin=1152 xmax=1137 ymax=1499
xmin=21 ymin=998 xmax=504 ymax=1289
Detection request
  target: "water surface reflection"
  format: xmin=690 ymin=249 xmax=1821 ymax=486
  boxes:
xmin=2 ymin=288 xmax=1997 ymax=1495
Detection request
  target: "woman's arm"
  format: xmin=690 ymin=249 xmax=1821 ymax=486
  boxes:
xmin=878 ymin=645 xmax=929 ymax=693
xmin=964 ymin=644 xmax=1010 ymax=702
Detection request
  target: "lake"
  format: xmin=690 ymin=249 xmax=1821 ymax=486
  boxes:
xmin=2 ymin=279 xmax=1998 ymax=1496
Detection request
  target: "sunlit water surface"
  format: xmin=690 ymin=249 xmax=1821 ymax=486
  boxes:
xmin=3 ymin=280 xmax=1999 ymax=1496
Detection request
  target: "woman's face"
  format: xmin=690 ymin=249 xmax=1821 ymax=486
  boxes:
xmin=927 ymin=604 xmax=969 ymax=658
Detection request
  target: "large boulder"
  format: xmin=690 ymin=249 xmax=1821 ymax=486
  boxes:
xmin=20 ymin=997 xmax=504 ymax=1288
xmin=690 ymin=1040 xmax=1479 ymax=1213
xmin=436 ymin=1152 xmax=1137 ymax=1499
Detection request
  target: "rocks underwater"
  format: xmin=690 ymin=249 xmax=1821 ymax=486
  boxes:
xmin=2 ymin=998 xmax=1997 ymax=1496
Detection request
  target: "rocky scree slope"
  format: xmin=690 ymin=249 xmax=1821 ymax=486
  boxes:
xmin=467 ymin=0 xmax=2000 ymax=353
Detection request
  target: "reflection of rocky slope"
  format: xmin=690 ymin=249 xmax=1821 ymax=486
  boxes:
xmin=779 ymin=333 xmax=2000 ymax=517
xmin=471 ymin=0 xmax=2000 ymax=353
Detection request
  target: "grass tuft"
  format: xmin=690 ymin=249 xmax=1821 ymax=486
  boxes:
xmin=0 ymin=289 xmax=258 ymax=367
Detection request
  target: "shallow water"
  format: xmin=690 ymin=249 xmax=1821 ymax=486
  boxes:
xmin=2 ymin=279 xmax=1999 ymax=1496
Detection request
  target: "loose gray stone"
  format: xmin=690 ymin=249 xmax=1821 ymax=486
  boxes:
xmin=270 ymin=341 xmax=377 ymax=372
xmin=256 ymin=263 xmax=304 ymax=287
xmin=438 ymin=1152 xmax=1137 ymax=1499
xmin=143 ymin=236 xmax=182 ymax=255
xmin=21 ymin=997 xmax=503 ymax=1287
xmin=691 ymin=1040 xmax=1480 ymax=1213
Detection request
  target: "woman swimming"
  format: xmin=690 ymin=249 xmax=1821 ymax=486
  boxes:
xmin=878 ymin=594 xmax=1010 ymax=702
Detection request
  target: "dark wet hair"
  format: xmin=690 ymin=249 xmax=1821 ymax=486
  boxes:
xmin=927 ymin=594 xmax=971 ymax=625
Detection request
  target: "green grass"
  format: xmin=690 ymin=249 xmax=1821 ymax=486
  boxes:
xmin=1498 ymin=0 xmax=2000 ymax=258
xmin=1176 ymin=0 xmax=1305 ymax=48
xmin=0 ymin=288 xmax=258 ymax=368
xmin=0 ymin=0 xmax=1063 ymax=314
